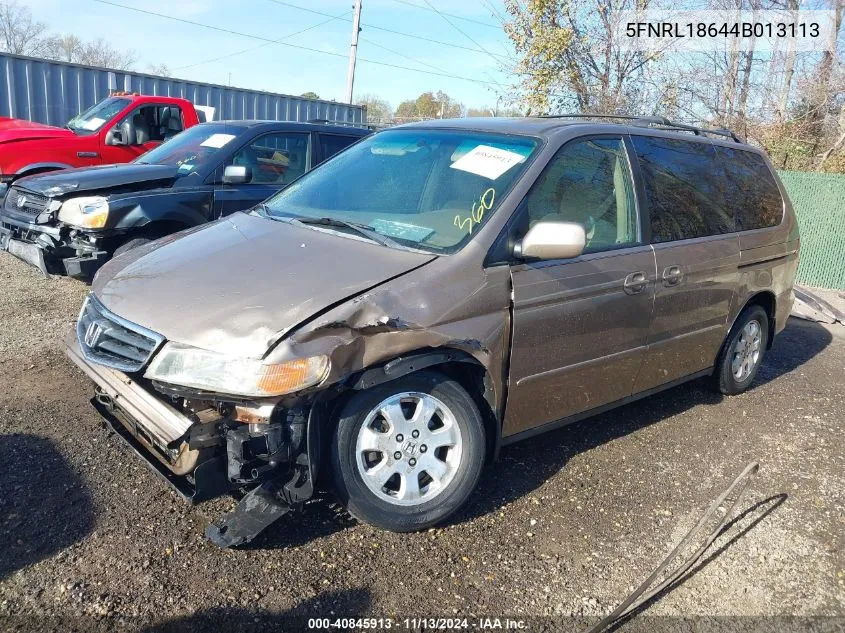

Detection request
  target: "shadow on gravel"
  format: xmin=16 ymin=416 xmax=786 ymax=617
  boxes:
xmin=452 ymin=317 xmax=830 ymax=527
xmin=242 ymin=500 xmax=357 ymax=550
xmin=144 ymin=588 xmax=372 ymax=633
xmin=610 ymin=493 xmax=788 ymax=627
xmin=754 ymin=317 xmax=833 ymax=387
xmin=0 ymin=433 xmax=95 ymax=579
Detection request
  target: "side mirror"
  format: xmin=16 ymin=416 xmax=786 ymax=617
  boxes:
xmin=515 ymin=221 xmax=586 ymax=260
xmin=106 ymin=128 xmax=126 ymax=146
xmin=222 ymin=165 xmax=251 ymax=185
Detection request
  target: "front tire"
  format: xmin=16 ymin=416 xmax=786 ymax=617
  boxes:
xmin=330 ymin=371 xmax=485 ymax=532
xmin=713 ymin=305 xmax=769 ymax=395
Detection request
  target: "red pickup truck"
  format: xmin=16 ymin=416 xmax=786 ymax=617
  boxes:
xmin=0 ymin=93 xmax=206 ymax=199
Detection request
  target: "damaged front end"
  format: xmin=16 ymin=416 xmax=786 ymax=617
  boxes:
xmin=64 ymin=324 xmax=327 ymax=548
xmin=0 ymin=189 xmax=109 ymax=279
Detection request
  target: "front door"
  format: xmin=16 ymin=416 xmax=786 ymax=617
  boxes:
xmin=100 ymin=103 xmax=180 ymax=164
xmin=212 ymin=131 xmax=311 ymax=217
xmin=503 ymin=136 xmax=656 ymax=437
xmin=628 ymin=135 xmax=740 ymax=393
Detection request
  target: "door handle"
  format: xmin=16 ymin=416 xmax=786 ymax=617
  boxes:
xmin=623 ymin=271 xmax=648 ymax=294
xmin=662 ymin=265 xmax=683 ymax=286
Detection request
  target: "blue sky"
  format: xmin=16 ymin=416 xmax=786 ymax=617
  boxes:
xmin=28 ymin=0 xmax=514 ymax=110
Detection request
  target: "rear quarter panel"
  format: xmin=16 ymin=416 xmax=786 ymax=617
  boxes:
xmin=734 ymin=165 xmax=800 ymax=336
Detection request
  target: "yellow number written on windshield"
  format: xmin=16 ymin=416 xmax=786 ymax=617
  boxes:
xmin=454 ymin=188 xmax=495 ymax=235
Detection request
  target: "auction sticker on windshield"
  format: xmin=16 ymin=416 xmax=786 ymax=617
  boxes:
xmin=450 ymin=145 xmax=527 ymax=180
xmin=370 ymin=219 xmax=434 ymax=242
xmin=200 ymin=133 xmax=237 ymax=149
xmin=82 ymin=118 xmax=106 ymax=131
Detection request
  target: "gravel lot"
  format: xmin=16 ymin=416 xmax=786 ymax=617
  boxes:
xmin=0 ymin=251 xmax=843 ymax=631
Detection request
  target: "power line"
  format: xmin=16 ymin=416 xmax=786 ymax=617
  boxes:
xmin=360 ymin=36 xmax=444 ymax=75
xmin=387 ymin=0 xmax=499 ymax=29
xmin=92 ymin=0 xmax=508 ymax=89
xmin=173 ymin=12 xmax=350 ymax=72
xmin=265 ymin=0 xmax=509 ymax=61
xmin=479 ymin=0 xmax=508 ymax=24
xmin=421 ymin=0 xmax=501 ymax=66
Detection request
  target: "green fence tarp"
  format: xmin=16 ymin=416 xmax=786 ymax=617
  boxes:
xmin=778 ymin=170 xmax=845 ymax=291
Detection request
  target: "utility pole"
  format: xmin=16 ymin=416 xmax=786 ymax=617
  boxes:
xmin=345 ymin=0 xmax=362 ymax=104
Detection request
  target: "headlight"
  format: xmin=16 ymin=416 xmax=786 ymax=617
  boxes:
xmin=58 ymin=196 xmax=109 ymax=229
xmin=144 ymin=342 xmax=329 ymax=398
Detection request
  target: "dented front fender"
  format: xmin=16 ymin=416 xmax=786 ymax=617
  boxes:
xmin=266 ymin=257 xmax=513 ymax=417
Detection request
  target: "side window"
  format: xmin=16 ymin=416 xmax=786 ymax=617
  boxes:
xmin=115 ymin=105 xmax=183 ymax=144
xmin=522 ymin=137 xmax=638 ymax=253
xmin=230 ymin=132 xmax=310 ymax=185
xmin=631 ymin=136 xmax=734 ymax=243
xmin=155 ymin=105 xmax=184 ymax=141
xmin=715 ymin=146 xmax=783 ymax=230
xmin=318 ymin=134 xmax=358 ymax=165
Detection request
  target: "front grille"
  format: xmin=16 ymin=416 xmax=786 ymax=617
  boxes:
xmin=4 ymin=187 xmax=49 ymax=216
xmin=77 ymin=295 xmax=165 ymax=373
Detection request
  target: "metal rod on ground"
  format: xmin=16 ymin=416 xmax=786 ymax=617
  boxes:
xmin=582 ymin=462 xmax=761 ymax=633
xmin=345 ymin=0 xmax=363 ymax=104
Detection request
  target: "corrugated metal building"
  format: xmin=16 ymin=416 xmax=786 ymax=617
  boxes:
xmin=0 ymin=52 xmax=366 ymax=127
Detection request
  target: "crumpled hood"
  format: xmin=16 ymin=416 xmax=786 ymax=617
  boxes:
xmin=0 ymin=117 xmax=74 ymax=143
xmin=15 ymin=163 xmax=179 ymax=197
xmin=92 ymin=212 xmax=437 ymax=358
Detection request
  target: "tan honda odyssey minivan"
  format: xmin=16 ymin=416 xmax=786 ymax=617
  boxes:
xmin=65 ymin=116 xmax=799 ymax=546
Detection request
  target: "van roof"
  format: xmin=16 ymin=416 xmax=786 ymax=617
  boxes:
xmin=397 ymin=116 xmax=748 ymax=146
xmin=202 ymin=120 xmax=371 ymax=135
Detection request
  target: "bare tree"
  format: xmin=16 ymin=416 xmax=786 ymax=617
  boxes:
xmin=0 ymin=0 xmax=49 ymax=56
xmin=44 ymin=34 xmax=82 ymax=62
xmin=503 ymin=0 xmax=662 ymax=114
xmin=804 ymin=0 xmax=845 ymax=132
xmin=75 ymin=38 xmax=137 ymax=70
xmin=147 ymin=63 xmax=171 ymax=76
xmin=355 ymin=93 xmax=393 ymax=124
xmin=776 ymin=0 xmax=801 ymax=119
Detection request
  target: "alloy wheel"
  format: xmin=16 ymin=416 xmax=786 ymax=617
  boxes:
xmin=355 ymin=392 xmax=463 ymax=506
xmin=731 ymin=319 xmax=762 ymax=381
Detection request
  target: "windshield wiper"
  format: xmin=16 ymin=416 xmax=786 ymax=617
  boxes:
xmin=252 ymin=203 xmax=271 ymax=217
xmin=294 ymin=216 xmax=399 ymax=249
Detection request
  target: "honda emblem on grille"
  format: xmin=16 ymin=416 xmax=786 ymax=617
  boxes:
xmin=17 ymin=195 xmax=26 ymax=208
xmin=84 ymin=321 xmax=103 ymax=348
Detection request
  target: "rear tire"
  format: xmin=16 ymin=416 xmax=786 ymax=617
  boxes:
xmin=713 ymin=305 xmax=769 ymax=395
xmin=330 ymin=371 xmax=485 ymax=532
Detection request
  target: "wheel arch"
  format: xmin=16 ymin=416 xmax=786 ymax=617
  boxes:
xmin=135 ymin=218 xmax=193 ymax=238
xmin=330 ymin=347 xmax=501 ymax=465
xmin=109 ymin=219 xmax=194 ymax=250
xmin=16 ymin=162 xmax=71 ymax=178
xmin=741 ymin=291 xmax=777 ymax=349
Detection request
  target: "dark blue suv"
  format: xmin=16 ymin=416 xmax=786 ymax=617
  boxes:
xmin=0 ymin=120 xmax=370 ymax=279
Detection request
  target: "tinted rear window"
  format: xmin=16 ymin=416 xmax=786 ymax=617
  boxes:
xmin=715 ymin=146 xmax=783 ymax=230
xmin=318 ymin=134 xmax=359 ymax=165
xmin=632 ymin=136 xmax=733 ymax=243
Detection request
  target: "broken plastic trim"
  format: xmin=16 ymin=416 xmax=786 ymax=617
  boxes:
xmin=350 ymin=348 xmax=481 ymax=391
xmin=205 ymin=478 xmax=295 ymax=548
xmin=205 ymin=403 xmax=324 ymax=548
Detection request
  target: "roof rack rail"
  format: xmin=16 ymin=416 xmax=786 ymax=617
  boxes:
xmin=307 ymin=117 xmax=376 ymax=130
xmin=538 ymin=113 xmax=743 ymax=143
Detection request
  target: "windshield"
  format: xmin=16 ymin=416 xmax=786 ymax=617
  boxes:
xmin=66 ymin=97 xmax=130 ymax=135
xmin=263 ymin=129 xmax=539 ymax=252
xmin=134 ymin=124 xmax=244 ymax=175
